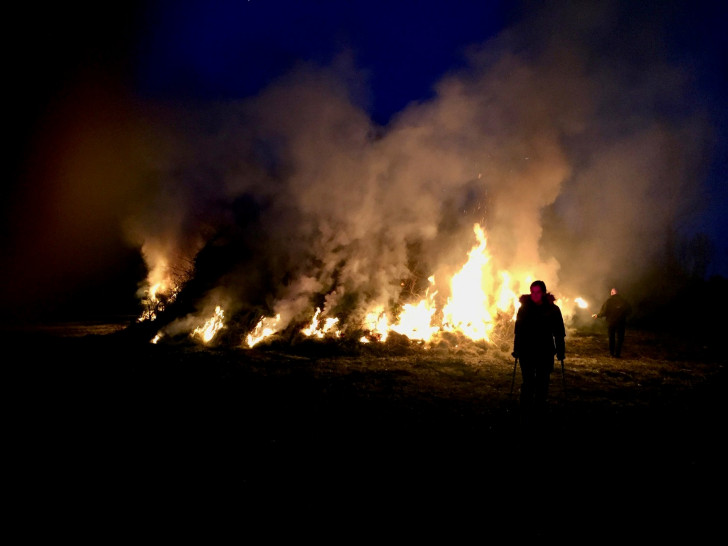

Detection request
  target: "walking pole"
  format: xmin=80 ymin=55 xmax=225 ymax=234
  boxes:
xmin=560 ymin=359 xmax=567 ymax=400
xmin=510 ymin=356 xmax=519 ymax=396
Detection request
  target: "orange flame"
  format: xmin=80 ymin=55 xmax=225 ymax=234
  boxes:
xmin=389 ymin=277 xmax=439 ymax=341
xmin=246 ymin=314 xmax=282 ymax=347
xmin=441 ymin=223 xmax=493 ymax=341
xmin=192 ymin=306 xmax=226 ymax=343
xmin=301 ymin=307 xmax=341 ymax=339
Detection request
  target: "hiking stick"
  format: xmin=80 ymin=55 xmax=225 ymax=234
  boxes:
xmin=510 ymin=357 xmax=518 ymax=396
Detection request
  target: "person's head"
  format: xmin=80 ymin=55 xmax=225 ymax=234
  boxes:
xmin=530 ymin=280 xmax=547 ymax=304
xmin=610 ymin=288 xmax=617 ymax=296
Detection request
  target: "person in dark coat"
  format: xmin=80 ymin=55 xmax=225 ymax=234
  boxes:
xmin=512 ymin=280 xmax=566 ymax=422
xmin=592 ymin=288 xmax=632 ymax=358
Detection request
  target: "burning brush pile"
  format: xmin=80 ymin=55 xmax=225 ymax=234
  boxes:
xmin=106 ymin=40 xmax=695 ymax=359
xmin=127 ymin=221 xmax=589 ymax=354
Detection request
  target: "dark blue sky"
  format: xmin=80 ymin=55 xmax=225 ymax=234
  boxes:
xmin=8 ymin=0 xmax=726 ymax=154
xmin=133 ymin=0 xmax=511 ymax=124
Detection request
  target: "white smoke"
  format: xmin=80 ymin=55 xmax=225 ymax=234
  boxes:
xmin=4 ymin=1 xmax=711 ymax=332
xmin=120 ymin=1 xmax=713 ymax=338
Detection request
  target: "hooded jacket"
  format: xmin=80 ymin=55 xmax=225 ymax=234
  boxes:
xmin=513 ymin=292 xmax=566 ymax=361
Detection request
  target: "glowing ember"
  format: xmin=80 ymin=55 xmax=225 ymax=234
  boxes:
xmin=192 ymin=306 xmax=226 ymax=343
xmin=575 ymin=297 xmax=588 ymax=309
xmin=246 ymin=314 xmax=281 ymax=347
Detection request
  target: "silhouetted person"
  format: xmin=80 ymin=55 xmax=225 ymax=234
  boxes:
xmin=512 ymin=280 xmax=566 ymax=425
xmin=592 ymin=288 xmax=632 ymax=358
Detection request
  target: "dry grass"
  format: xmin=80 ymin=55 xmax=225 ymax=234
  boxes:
xmin=6 ymin=322 xmax=726 ymax=539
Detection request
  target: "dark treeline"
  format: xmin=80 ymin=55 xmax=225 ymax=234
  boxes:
xmin=626 ymin=230 xmax=726 ymax=351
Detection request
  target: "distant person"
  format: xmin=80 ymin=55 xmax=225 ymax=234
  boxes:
xmin=592 ymin=288 xmax=632 ymax=358
xmin=512 ymin=280 xmax=566 ymax=424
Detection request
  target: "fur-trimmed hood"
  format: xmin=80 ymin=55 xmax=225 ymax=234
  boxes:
xmin=518 ymin=292 xmax=557 ymax=306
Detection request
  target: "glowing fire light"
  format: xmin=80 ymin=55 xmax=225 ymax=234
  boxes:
xmin=337 ymin=224 xmax=536 ymax=345
xmin=151 ymin=221 xmax=586 ymax=348
xmin=246 ymin=314 xmax=281 ymax=347
xmin=301 ymin=307 xmax=341 ymax=338
xmin=137 ymin=281 xmax=181 ymax=322
xmin=192 ymin=306 xmax=225 ymax=343
xmin=390 ymin=278 xmax=439 ymax=341
xmin=363 ymin=307 xmax=391 ymax=342
xmin=391 ymin=299 xmax=439 ymax=341
xmin=442 ymin=223 xmax=494 ymax=341
xmin=496 ymin=271 xmax=521 ymax=320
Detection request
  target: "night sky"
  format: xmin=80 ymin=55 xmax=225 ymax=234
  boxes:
xmin=3 ymin=0 xmax=727 ymax=323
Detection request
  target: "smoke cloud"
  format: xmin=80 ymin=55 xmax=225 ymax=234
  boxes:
xmin=3 ymin=1 xmax=716 ymax=331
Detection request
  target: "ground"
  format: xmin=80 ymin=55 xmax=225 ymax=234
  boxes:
xmin=6 ymin=322 xmax=726 ymax=539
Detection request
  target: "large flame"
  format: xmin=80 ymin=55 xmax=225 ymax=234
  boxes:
xmin=301 ymin=307 xmax=341 ymax=338
xmin=362 ymin=307 xmax=391 ymax=342
xmin=192 ymin=306 xmax=226 ymax=343
xmin=389 ymin=277 xmax=439 ymax=341
xmin=246 ymin=314 xmax=282 ymax=347
xmin=348 ymin=223 xmax=532 ymax=344
xmin=441 ymin=224 xmax=494 ymax=341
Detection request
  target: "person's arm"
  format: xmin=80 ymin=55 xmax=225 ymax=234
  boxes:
xmin=593 ymin=299 xmax=607 ymax=319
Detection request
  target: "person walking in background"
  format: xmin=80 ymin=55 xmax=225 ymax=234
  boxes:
xmin=592 ymin=288 xmax=632 ymax=358
xmin=512 ymin=280 xmax=566 ymax=425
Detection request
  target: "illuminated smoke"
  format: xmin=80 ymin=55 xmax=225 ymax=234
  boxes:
xmin=121 ymin=2 xmax=711 ymax=345
xmin=4 ymin=3 xmax=710 ymax=337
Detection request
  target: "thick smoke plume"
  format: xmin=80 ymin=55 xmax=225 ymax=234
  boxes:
xmin=130 ymin=3 xmax=709 ymax=340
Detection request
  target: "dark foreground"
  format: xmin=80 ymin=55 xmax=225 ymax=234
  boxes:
xmin=7 ymin=324 xmax=726 ymax=540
